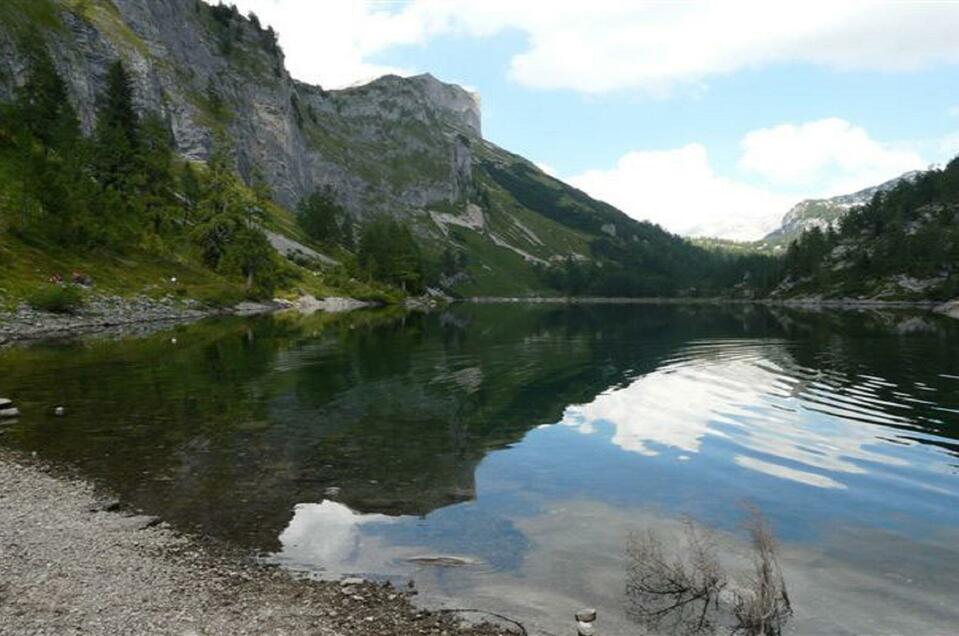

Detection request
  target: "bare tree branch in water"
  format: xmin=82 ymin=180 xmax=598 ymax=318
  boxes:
xmin=626 ymin=509 xmax=792 ymax=636
xmin=731 ymin=507 xmax=792 ymax=636
xmin=625 ymin=519 xmax=726 ymax=635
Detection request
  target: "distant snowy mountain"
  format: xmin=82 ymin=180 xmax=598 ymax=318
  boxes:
xmin=686 ymin=214 xmax=782 ymax=243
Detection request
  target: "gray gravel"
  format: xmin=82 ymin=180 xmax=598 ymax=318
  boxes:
xmin=0 ymin=450 xmax=519 ymax=636
xmin=0 ymin=296 xmax=210 ymax=344
xmin=0 ymin=296 xmax=286 ymax=345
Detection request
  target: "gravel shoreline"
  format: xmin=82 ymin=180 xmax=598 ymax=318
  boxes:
xmin=0 ymin=296 xmax=230 ymax=345
xmin=0 ymin=449 xmax=519 ymax=635
xmin=0 ymin=295 xmax=342 ymax=345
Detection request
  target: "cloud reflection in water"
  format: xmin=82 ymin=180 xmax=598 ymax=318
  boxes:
xmin=561 ymin=341 xmax=919 ymax=490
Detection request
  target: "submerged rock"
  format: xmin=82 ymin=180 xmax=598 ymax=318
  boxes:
xmin=0 ymin=407 xmax=20 ymax=419
xmin=405 ymin=555 xmax=479 ymax=567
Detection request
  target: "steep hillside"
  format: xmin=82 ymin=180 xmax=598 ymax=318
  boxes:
xmin=759 ymin=171 xmax=921 ymax=251
xmin=772 ymin=158 xmax=959 ymax=300
xmin=0 ymin=0 xmax=771 ymax=299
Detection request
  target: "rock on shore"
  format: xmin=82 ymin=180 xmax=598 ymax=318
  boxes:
xmin=293 ymin=295 xmax=377 ymax=314
xmin=0 ymin=449 xmax=517 ymax=635
xmin=935 ymin=298 xmax=959 ymax=320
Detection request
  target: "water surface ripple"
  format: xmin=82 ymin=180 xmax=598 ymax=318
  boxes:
xmin=1 ymin=304 xmax=958 ymax=635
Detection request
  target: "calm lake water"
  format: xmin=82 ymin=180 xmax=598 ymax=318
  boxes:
xmin=2 ymin=304 xmax=959 ymax=634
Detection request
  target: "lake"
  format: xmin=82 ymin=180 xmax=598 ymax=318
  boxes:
xmin=2 ymin=303 xmax=958 ymax=635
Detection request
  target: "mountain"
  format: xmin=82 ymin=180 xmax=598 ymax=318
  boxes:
xmin=759 ymin=171 xmax=922 ymax=251
xmin=770 ymin=160 xmax=959 ymax=300
xmin=0 ymin=0 xmax=769 ymax=300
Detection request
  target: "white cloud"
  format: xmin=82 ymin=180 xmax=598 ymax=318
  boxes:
xmin=568 ymin=143 xmax=790 ymax=240
xmin=739 ymin=118 xmax=926 ymax=195
xmin=569 ymin=118 xmax=930 ymax=239
xmin=227 ymin=0 xmax=426 ymax=87
xmin=534 ymin=161 xmax=557 ymax=177
xmin=228 ymin=1 xmax=959 ymax=93
xmin=939 ymin=132 xmax=959 ymax=159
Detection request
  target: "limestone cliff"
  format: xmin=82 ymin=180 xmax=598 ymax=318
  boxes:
xmin=0 ymin=0 xmax=693 ymax=296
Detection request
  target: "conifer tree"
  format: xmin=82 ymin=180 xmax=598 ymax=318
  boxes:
xmin=15 ymin=36 xmax=80 ymax=151
xmin=94 ymin=60 xmax=141 ymax=196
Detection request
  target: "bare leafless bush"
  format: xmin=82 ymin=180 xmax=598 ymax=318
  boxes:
xmin=626 ymin=508 xmax=792 ymax=636
xmin=730 ymin=508 xmax=792 ymax=636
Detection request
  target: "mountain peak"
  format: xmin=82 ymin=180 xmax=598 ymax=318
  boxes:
xmin=341 ymin=73 xmax=482 ymax=137
xmin=761 ymin=170 xmax=925 ymax=248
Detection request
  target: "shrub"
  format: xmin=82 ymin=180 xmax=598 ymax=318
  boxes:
xmin=27 ymin=284 xmax=85 ymax=314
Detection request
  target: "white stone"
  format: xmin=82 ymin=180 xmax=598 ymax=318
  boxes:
xmin=575 ymin=608 xmax=597 ymax=623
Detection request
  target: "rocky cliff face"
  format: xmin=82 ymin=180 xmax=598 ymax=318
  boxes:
xmin=0 ymin=0 xmax=480 ymax=215
xmin=0 ymin=0 xmax=673 ymax=295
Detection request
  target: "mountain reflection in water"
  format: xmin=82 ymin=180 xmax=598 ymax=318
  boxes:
xmin=1 ymin=304 xmax=958 ymax=634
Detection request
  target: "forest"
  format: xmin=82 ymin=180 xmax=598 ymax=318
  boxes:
xmin=780 ymin=157 xmax=959 ymax=299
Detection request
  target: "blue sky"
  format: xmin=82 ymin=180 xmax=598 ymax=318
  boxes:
xmin=231 ymin=1 xmax=959 ymax=239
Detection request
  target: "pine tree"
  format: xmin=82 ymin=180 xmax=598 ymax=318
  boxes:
xmin=15 ymin=36 xmax=80 ymax=151
xmin=297 ymin=186 xmax=344 ymax=244
xmin=12 ymin=37 xmax=90 ymax=242
xmin=94 ymin=60 xmax=141 ymax=196
xmin=138 ymin=112 xmax=176 ymax=235
xmin=357 ymin=217 xmax=424 ymax=293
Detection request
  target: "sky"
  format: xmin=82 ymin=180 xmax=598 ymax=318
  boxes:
xmin=227 ymin=0 xmax=959 ymax=240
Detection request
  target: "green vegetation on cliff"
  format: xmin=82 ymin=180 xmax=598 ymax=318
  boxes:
xmin=0 ymin=38 xmax=393 ymax=307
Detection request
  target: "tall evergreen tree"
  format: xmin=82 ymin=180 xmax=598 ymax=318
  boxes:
xmin=357 ymin=217 xmax=424 ymax=293
xmin=94 ymin=60 xmax=141 ymax=195
xmin=11 ymin=37 xmax=92 ymax=242
xmin=297 ymin=186 xmax=345 ymax=244
xmin=15 ymin=36 xmax=80 ymax=151
xmin=137 ymin=112 xmax=176 ymax=235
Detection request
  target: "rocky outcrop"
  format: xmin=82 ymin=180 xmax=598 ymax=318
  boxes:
xmin=761 ymin=171 xmax=922 ymax=250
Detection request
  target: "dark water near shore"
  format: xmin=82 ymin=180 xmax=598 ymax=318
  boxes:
xmin=2 ymin=304 xmax=959 ymax=634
